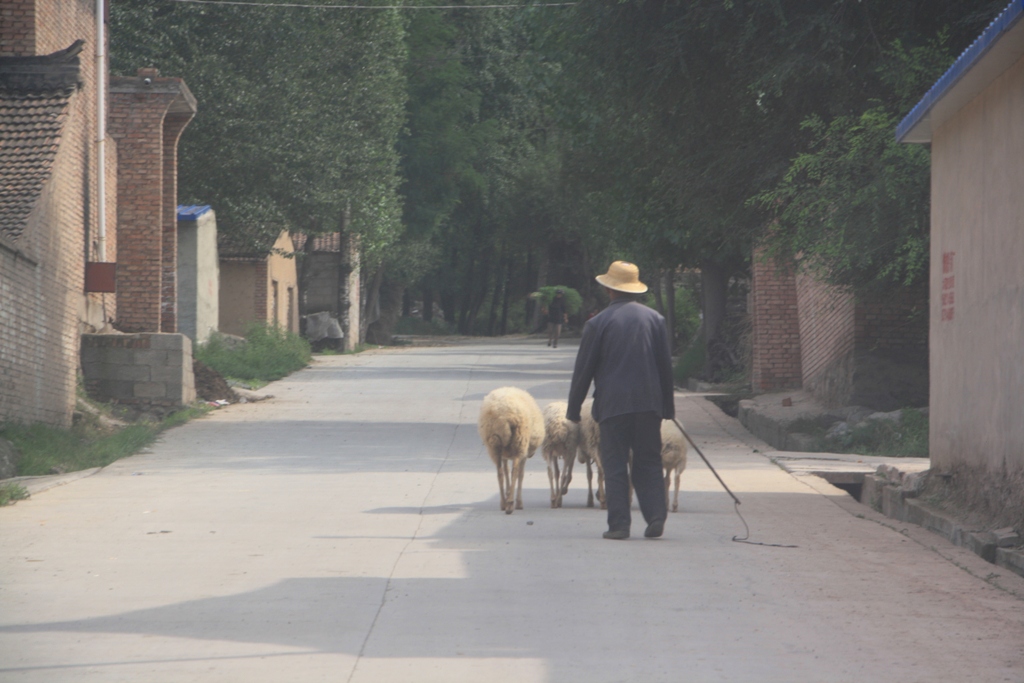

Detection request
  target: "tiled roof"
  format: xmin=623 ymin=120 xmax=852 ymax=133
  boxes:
xmin=292 ymin=232 xmax=342 ymax=253
xmin=0 ymin=42 xmax=80 ymax=243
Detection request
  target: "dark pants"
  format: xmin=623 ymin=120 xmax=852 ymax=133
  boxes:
xmin=599 ymin=411 xmax=666 ymax=531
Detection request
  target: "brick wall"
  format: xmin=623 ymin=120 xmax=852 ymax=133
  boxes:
xmin=795 ymin=270 xmax=856 ymax=407
xmin=749 ymin=248 xmax=802 ymax=391
xmin=0 ymin=0 xmax=35 ymax=56
xmin=254 ymin=259 xmax=269 ymax=321
xmin=108 ymin=70 xmax=195 ymax=333
xmin=0 ymin=0 xmax=108 ymax=427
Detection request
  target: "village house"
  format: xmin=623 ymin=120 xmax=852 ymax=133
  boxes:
xmin=897 ymin=0 xmax=1024 ymax=524
xmin=1 ymin=1 xmax=115 ymax=428
xmin=218 ymin=231 xmax=300 ymax=337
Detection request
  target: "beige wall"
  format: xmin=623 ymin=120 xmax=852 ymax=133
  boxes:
xmin=218 ymin=261 xmax=257 ymax=337
xmin=929 ymin=54 xmax=1024 ymax=480
xmin=265 ymin=232 xmax=299 ymax=333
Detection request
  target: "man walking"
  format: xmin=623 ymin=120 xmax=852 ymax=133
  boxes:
xmin=566 ymin=261 xmax=675 ymax=539
xmin=546 ymin=289 xmax=568 ymax=348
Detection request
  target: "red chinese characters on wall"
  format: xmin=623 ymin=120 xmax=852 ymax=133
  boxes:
xmin=941 ymin=251 xmax=955 ymax=322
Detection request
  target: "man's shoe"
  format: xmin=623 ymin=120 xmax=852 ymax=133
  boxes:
xmin=644 ymin=520 xmax=665 ymax=538
xmin=603 ymin=529 xmax=630 ymax=540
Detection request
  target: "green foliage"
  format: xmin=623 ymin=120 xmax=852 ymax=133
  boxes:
xmin=109 ymin=1 xmax=407 ymax=261
xmin=673 ymin=287 xmax=702 ymax=347
xmin=531 ymin=286 xmax=582 ymax=315
xmin=196 ymin=324 xmax=311 ymax=384
xmin=837 ymin=409 xmax=929 ymax=458
xmin=755 ymin=108 xmax=932 ymax=290
xmin=0 ymin=483 xmax=29 ymax=506
xmin=673 ymin=342 xmax=706 ymax=386
xmin=1 ymin=407 xmax=212 ymax=477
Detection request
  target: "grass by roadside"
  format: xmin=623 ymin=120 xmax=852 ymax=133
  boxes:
xmin=789 ymin=408 xmax=929 ymax=457
xmin=0 ymin=482 xmax=29 ymax=506
xmin=0 ymin=404 xmax=211 ymax=481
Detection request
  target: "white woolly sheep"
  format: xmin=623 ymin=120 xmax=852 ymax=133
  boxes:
xmin=661 ymin=419 xmax=688 ymax=512
xmin=576 ymin=399 xmax=606 ymax=509
xmin=542 ymin=401 xmax=581 ymax=508
xmin=478 ymin=387 xmax=545 ymax=514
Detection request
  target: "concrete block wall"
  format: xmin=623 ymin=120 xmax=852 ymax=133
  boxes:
xmin=795 ymin=270 xmax=856 ymax=407
xmin=81 ymin=333 xmax=195 ymax=409
xmin=749 ymin=248 xmax=802 ymax=391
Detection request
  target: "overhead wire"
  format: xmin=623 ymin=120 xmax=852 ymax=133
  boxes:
xmin=165 ymin=0 xmax=577 ymax=9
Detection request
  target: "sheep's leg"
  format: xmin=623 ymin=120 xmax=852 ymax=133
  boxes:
xmin=584 ymin=457 xmax=595 ymax=508
xmin=546 ymin=451 xmax=559 ymax=508
xmin=553 ymin=456 xmax=563 ymax=508
xmin=560 ymin=452 xmax=575 ymax=498
xmin=496 ymin=459 xmax=509 ymax=512
xmin=672 ymin=468 xmax=682 ymax=512
xmin=505 ymin=459 xmax=518 ymax=514
xmin=664 ymin=468 xmax=671 ymax=513
xmin=513 ymin=457 xmax=526 ymax=511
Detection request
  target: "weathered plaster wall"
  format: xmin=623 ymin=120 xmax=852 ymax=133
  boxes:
xmin=218 ymin=261 xmax=257 ymax=337
xmin=177 ymin=210 xmax=219 ymax=343
xmin=264 ymin=232 xmax=298 ymax=333
xmin=929 ymin=53 xmax=1024 ymax=489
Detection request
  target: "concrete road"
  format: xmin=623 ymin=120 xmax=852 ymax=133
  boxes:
xmin=2 ymin=340 xmax=1024 ymax=683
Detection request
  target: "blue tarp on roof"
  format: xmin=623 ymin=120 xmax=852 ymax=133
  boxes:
xmin=897 ymin=0 xmax=1024 ymax=142
xmin=177 ymin=204 xmax=211 ymax=221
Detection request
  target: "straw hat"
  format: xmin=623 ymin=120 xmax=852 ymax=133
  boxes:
xmin=595 ymin=261 xmax=648 ymax=294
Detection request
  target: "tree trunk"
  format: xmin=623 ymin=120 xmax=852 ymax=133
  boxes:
xmin=422 ymin=284 xmax=433 ymax=322
xmin=500 ymin=259 xmax=513 ymax=335
xmin=529 ymin=248 xmax=549 ymax=333
xmin=402 ymin=288 xmax=412 ymax=318
xmin=296 ymin=220 xmax=318 ymax=330
xmin=652 ymin=268 xmax=665 ymax=314
xmin=664 ymin=270 xmax=676 ymax=352
xmin=487 ymin=259 xmax=506 ymax=336
xmin=360 ymin=265 xmax=385 ymax=344
xmin=701 ymin=261 xmax=728 ymax=345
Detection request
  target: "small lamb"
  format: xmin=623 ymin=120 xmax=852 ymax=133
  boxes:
xmin=478 ymin=387 xmax=545 ymax=514
xmin=542 ymin=401 xmax=580 ymax=508
xmin=661 ymin=419 xmax=688 ymax=512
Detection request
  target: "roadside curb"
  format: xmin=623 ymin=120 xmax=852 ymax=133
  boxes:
xmin=5 ymin=467 xmax=102 ymax=497
xmin=775 ymin=451 xmax=1024 ymax=582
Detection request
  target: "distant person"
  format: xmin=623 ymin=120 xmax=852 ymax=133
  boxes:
xmin=566 ymin=261 xmax=675 ymax=540
xmin=546 ymin=289 xmax=568 ymax=348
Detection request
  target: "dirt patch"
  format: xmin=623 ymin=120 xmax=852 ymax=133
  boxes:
xmin=193 ymin=360 xmax=237 ymax=402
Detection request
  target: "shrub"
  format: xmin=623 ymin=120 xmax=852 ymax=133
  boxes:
xmin=394 ymin=316 xmax=456 ymax=336
xmin=673 ymin=342 xmax=706 ymax=385
xmin=197 ymin=323 xmax=311 ymax=383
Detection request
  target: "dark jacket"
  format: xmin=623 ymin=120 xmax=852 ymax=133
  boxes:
xmin=547 ymin=295 xmax=566 ymax=324
xmin=566 ymin=298 xmax=675 ymax=423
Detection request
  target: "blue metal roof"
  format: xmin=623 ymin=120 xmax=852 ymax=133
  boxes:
xmin=897 ymin=0 xmax=1024 ymax=143
xmin=177 ymin=204 xmax=212 ymax=221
